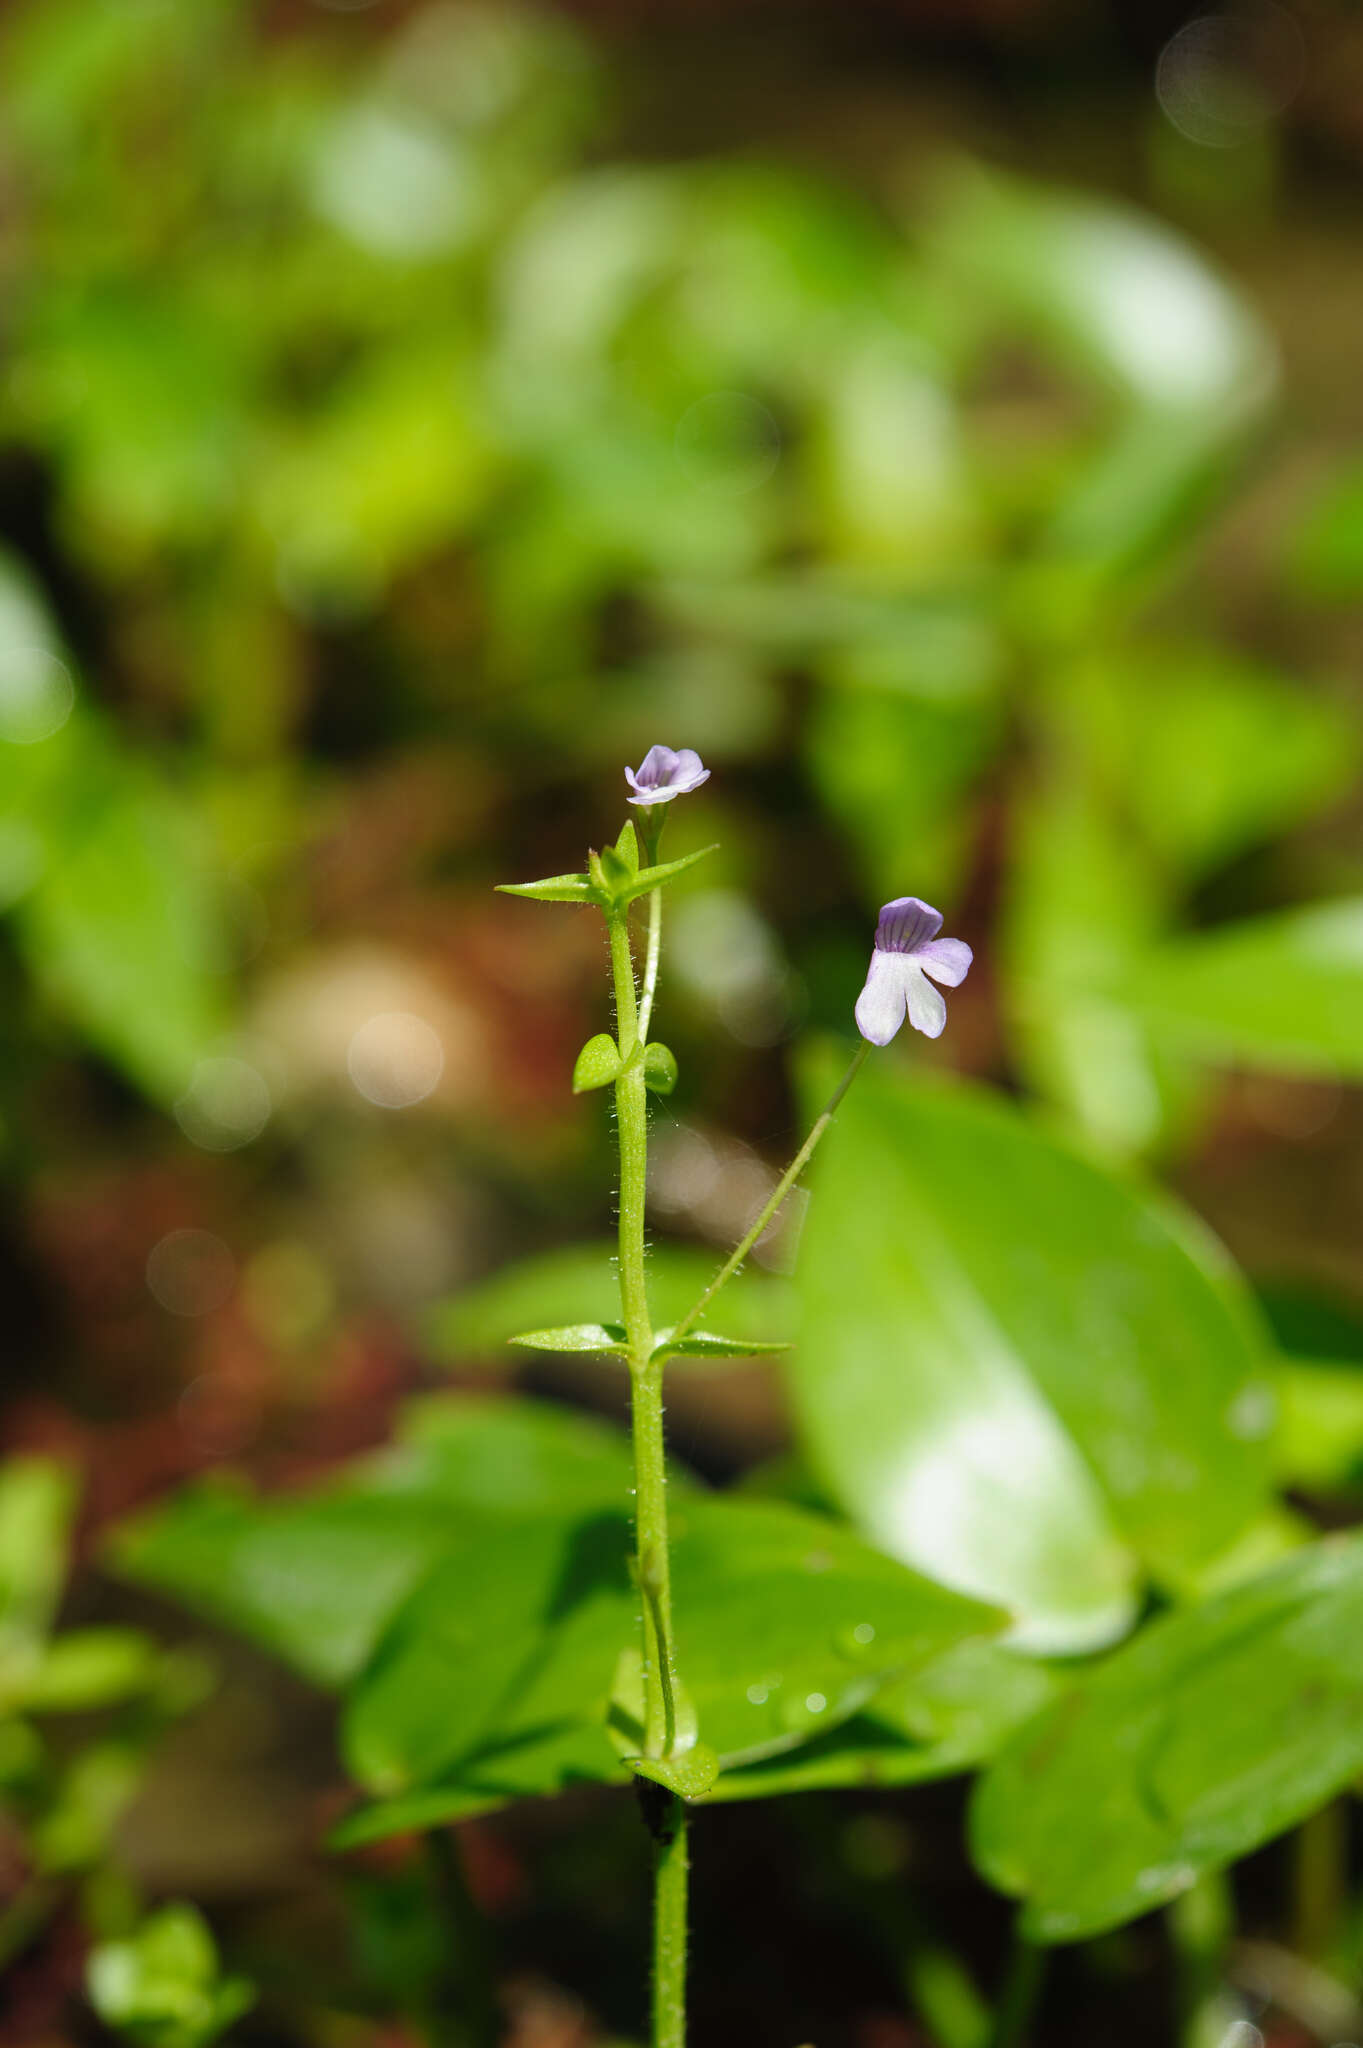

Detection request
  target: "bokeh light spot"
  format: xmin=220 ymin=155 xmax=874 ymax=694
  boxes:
xmin=0 ymin=647 xmax=75 ymax=744
xmin=1156 ymin=9 xmax=1305 ymax=149
xmin=146 ymin=1229 xmax=236 ymax=1318
xmin=175 ymin=1056 xmax=272 ymax=1152
xmin=347 ymin=1011 xmax=445 ymax=1107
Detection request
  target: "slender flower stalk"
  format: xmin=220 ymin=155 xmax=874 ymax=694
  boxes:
xmin=638 ymin=885 xmax=664 ymax=1044
xmin=669 ymin=1041 xmax=870 ymax=1349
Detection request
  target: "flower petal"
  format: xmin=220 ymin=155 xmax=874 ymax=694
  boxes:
xmin=903 ymin=961 xmax=947 ymax=1038
xmin=624 ymin=743 xmax=710 ymax=803
xmin=626 ymin=783 xmax=684 ymax=807
xmin=667 ymin=747 xmax=709 ymax=792
xmin=854 ymin=950 xmax=910 ymax=1045
xmin=876 ymin=897 xmax=943 ymax=954
xmin=917 ymin=936 xmax=973 ymax=988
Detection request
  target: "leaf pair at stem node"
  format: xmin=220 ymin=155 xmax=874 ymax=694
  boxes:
xmin=573 ymin=1035 xmax=678 ymax=1096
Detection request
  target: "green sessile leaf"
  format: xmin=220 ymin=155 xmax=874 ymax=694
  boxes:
xmin=614 ymin=843 xmax=718 ymax=908
xmin=650 ymin=1327 xmax=791 ymax=1362
xmin=643 ymin=1042 xmax=678 ymax=1094
xmin=572 ymin=1033 xmax=624 ymax=1092
xmin=495 ymin=871 xmax=599 ymax=905
xmin=507 ymin=1323 xmax=630 ymax=1355
xmin=630 ymin=1743 xmax=721 ymax=1801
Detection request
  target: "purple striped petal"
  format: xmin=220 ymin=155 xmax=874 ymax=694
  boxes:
xmin=875 ymin=897 xmax=943 ymax=954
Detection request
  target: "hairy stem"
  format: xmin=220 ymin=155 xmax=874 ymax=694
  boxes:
xmin=652 ymin=1794 xmax=689 ymax=2048
xmin=607 ymin=902 xmax=689 ymax=2047
xmin=669 ymin=1040 xmax=870 ymax=1347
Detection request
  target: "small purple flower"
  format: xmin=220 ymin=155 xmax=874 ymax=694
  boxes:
xmin=624 ymin=744 xmax=711 ymax=807
xmin=855 ymin=896 xmax=973 ymax=1045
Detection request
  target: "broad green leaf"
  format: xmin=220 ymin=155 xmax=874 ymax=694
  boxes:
xmin=971 ymin=1534 xmax=1363 ymax=1943
xmin=342 ymin=1495 xmax=1004 ymax=1797
xmin=704 ymin=1641 xmax=1060 ymax=1804
xmin=329 ymin=1786 xmax=509 ymax=1852
xmin=1135 ymin=899 xmax=1363 ymax=1077
xmin=508 ymin=1323 xmax=629 ymax=1355
xmin=111 ymin=1481 xmax=462 ymax=1691
xmin=793 ymin=1064 xmax=1275 ymax=1653
xmin=379 ymin=1396 xmax=641 ymax=1521
xmin=1003 ymin=769 xmax=1180 ymax=1157
xmin=424 ymin=1241 xmax=793 ymax=1363
xmin=495 ymin=871 xmax=597 ymax=904
xmin=572 ymin=1032 xmax=624 ymax=1092
xmin=643 ymin=1042 xmax=678 ymax=1095
xmin=1270 ymin=1357 xmax=1363 ymax=1491
xmin=1288 ymin=459 xmax=1363 ymax=601
xmin=650 ymin=1328 xmax=790 ymax=1361
xmin=1100 ymin=651 xmax=1356 ymax=878
xmin=4 ymin=707 xmax=229 ymax=1105
xmin=110 ymin=1397 xmax=640 ymax=1688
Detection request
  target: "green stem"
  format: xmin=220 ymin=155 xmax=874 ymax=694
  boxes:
xmin=651 ymin=1794 xmax=689 ymax=2048
xmin=669 ymin=1041 xmax=870 ymax=1347
xmin=1292 ymin=1800 xmax=1346 ymax=1962
xmin=606 ymin=900 xmax=690 ymax=2048
xmin=987 ymin=1928 xmax=1045 ymax=2048
xmin=426 ymin=1829 xmax=497 ymax=2048
xmin=610 ymin=912 xmax=651 ymax=1346
xmin=1169 ymin=1872 xmax=1234 ymax=2048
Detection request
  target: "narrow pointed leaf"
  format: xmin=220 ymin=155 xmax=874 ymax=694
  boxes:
xmin=643 ymin=1042 xmax=678 ymax=1095
xmin=425 ymin=1242 xmax=792 ymax=1364
xmin=507 ymin=1323 xmax=630 ymax=1355
xmin=650 ymin=1327 xmax=791 ymax=1361
xmin=572 ymin=1033 xmax=624 ymax=1093
xmin=495 ymin=872 xmax=598 ymax=905
xmin=615 ymin=844 xmax=718 ymax=907
xmin=599 ymin=843 xmax=633 ymax=892
xmin=612 ymin=820 xmax=640 ymax=875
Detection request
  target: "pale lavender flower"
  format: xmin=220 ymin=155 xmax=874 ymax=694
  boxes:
xmin=855 ymin=897 xmax=973 ymax=1045
xmin=624 ymin=744 xmax=710 ymax=807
